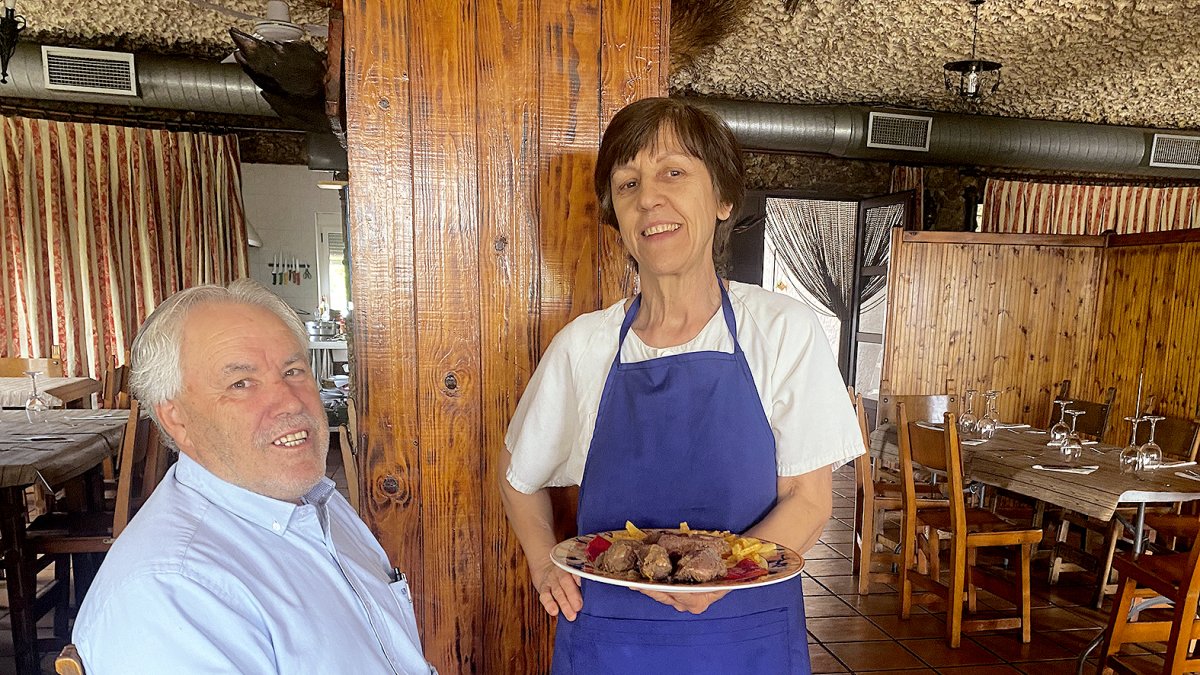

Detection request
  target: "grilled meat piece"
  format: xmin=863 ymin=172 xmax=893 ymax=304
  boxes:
xmin=657 ymin=532 xmax=731 ymax=558
xmin=595 ymin=539 xmax=641 ymax=573
xmin=675 ymin=548 xmax=726 ymax=583
xmin=639 ymin=543 xmax=672 ymax=581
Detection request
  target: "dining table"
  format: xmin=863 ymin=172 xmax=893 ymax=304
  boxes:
xmin=0 ymin=408 xmax=130 ymax=675
xmin=870 ymin=422 xmax=1200 ymax=675
xmin=869 ymin=423 xmax=1200 ymax=545
xmin=0 ymin=377 xmax=102 ymax=409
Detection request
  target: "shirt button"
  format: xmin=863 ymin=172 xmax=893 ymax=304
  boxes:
xmin=272 ymin=521 xmax=281 ymax=532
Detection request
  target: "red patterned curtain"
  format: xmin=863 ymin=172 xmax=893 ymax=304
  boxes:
xmin=982 ymin=178 xmax=1200 ymax=235
xmin=0 ymin=116 xmax=249 ymax=378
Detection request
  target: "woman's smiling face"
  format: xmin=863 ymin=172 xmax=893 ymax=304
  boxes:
xmin=609 ymin=127 xmax=733 ymax=281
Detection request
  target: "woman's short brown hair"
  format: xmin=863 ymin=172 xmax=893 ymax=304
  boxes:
xmin=594 ymin=98 xmax=745 ymax=265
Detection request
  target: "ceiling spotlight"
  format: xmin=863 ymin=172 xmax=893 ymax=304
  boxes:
xmin=944 ymin=0 xmax=1002 ymax=102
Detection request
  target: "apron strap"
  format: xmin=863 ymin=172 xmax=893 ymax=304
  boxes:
xmin=614 ymin=275 xmax=741 ymax=366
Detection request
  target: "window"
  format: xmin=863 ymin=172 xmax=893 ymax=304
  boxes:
xmin=316 ymin=213 xmax=348 ymax=313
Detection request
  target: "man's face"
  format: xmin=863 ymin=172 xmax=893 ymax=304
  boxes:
xmin=157 ymin=302 xmax=329 ymax=502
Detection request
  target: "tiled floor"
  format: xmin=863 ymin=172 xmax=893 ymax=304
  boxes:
xmin=0 ymin=455 xmax=1174 ymax=673
xmin=806 ymin=464 xmax=1172 ymax=674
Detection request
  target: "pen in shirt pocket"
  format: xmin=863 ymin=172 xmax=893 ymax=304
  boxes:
xmin=390 ymin=567 xmax=405 ymax=583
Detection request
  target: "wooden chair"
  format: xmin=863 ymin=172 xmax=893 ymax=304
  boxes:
xmin=853 ymin=391 xmax=947 ymax=594
xmin=1097 ymin=516 xmax=1200 ymax=674
xmin=1046 ymin=385 xmax=1120 ymax=586
xmin=0 ymin=356 xmax=65 ymax=378
xmin=26 ymin=400 xmax=171 ymax=649
xmin=55 ymin=644 xmax=84 ymax=675
xmin=1085 ymin=415 xmax=1200 ymax=608
xmin=337 ymin=397 xmax=361 ymax=512
xmin=100 ymin=354 xmax=130 ymax=410
xmin=898 ymin=408 xmax=1042 ymax=647
xmin=1050 ymin=382 xmax=1117 ymax=441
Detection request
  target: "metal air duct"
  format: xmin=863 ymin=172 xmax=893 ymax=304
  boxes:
xmin=0 ymin=42 xmax=275 ymax=117
xmin=686 ymin=97 xmax=1200 ymax=180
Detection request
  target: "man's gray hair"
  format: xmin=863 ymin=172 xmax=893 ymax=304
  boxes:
xmin=129 ymin=278 xmax=309 ymax=425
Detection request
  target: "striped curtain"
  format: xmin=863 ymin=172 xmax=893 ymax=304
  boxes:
xmin=982 ymin=178 xmax=1200 ymax=235
xmin=0 ymin=116 xmax=249 ymax=379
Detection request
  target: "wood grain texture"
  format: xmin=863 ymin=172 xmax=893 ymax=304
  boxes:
xmin=344 ymin=0 xmax=668 ymax=672
xmin=475 ymin=0 xmax=552 ymax=671
xmin=343 ymin=0 xmax=425 ymax=664
xmin=1092 ymin=242 xmax=1200 ymax=446
xmin=883 ymin=232 xmax=1101 ymax=427
xmin=406 ymin=1 xmax=485 ymax=670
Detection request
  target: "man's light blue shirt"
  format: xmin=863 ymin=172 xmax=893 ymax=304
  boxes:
xmin=74 ymin=452 xmax=434 ymax=674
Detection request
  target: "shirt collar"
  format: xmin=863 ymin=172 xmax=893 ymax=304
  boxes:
xmin=174 ymin=452 xmax=335 ymax=536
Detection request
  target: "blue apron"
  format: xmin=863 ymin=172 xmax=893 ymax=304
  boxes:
xmin=552 ymin=280 xmax=810 ymax=675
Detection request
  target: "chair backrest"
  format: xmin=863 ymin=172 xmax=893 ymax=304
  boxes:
xmin=1135 ymin=415 xmax=1200 ymax=462
xmin=898 ymin=405 xmax=965 ymax=533
xmin=101 ymin=354 xmax=131 ymax=409
xmin=0 ymin=356 xmax=65 ymax=378
xmin=55 ymin=643 xmax=85 ymax=675
xmin=850 ymin=390 xmax=872 ymax=491
xmin=112 ymin=401 xmax=172 ymax=539
xmin=338 ymin=397 xmax=361 ymax=511
xmin=878 ymin=391 xmax=958 ymax=428
xmin=1053 ymin=386 xmax=1116 ymax=440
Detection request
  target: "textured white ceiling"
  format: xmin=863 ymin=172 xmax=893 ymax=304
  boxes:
xmin=13 ymin=0 xmax=1200 ymax=131
xmin=671 ymin=0 xmax=1200 ymax=130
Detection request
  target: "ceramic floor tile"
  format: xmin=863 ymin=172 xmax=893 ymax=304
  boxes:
xmin=868 ymin=613 xmax=947 ymax=640
xmin=804 ymin=594 xmax=858 ymax=618
xmin=900 ymin=636 xmax=1001 ymax=667
xmin=825 ymin=639 xmax=925 ymax=671
xmin=809 ymin=643 xmax=849 ymax=673
xmin=808 ymin=615 xmax=890 ymax=643
xmin=804 ymin=558 xmax=854 ymax=577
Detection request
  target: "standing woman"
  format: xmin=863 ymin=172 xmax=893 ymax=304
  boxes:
xmin=500 ymin=97 xmax=863 ymax=673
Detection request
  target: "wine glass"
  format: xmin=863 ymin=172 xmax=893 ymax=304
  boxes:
xmin=1119 ymin=416 xmax=1144 ymax=475
xmin=1048 ymin=399 xmax=1073 ymax=447
xmin=1060 ymin=409 xmax=1085 ymax=464
xmin=1140 ymin=416 xmax=1166 ymax=472
xmin=976 ymin=390 xmax=1001 ymax=440
xmin=23 ymin=370 xmax=49 ymax=424
xmin=958 ymin=389 xmax=978 ymax=436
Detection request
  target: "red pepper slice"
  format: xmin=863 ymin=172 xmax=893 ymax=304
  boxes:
xmin=724 ymin=558 xmax=769 ymax=581
xmin=584 ymin=535 xmax=612 ymax=561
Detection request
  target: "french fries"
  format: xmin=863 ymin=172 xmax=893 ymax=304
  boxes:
xmin=610 ymin=520 xmax=649 ymax=541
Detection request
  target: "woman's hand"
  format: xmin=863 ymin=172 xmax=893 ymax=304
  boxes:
xmin=637 ymin=588 xmax=729 ymax=614
xmin=532 ymin=560 xmax=583 ymax=621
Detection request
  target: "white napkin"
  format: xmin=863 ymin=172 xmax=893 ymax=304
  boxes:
xmin=1033 ymin=464 xmax=1099 ymax=474
xmin=996 ymin=423 xmax=1031 ymax=430
xmin=1082 ymin=440 xmax=1099 ymax=446
xmin=915 ymin=421 xmax=944 ymax=430
xmin=1175 ymin=471 xmax=1200 ymax=482
xmin=960 ymin=438 xmax=987 ymax=446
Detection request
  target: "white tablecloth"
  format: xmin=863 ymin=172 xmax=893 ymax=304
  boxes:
xmin=0 ymin=377 xmax=95 ymax=408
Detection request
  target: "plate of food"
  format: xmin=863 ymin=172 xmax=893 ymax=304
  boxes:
xmin=550 ymin=521 xmax=804 ymax=593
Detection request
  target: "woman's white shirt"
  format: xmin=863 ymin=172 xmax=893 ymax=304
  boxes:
xmin=505 ymin=281 xmax=865 ymax=494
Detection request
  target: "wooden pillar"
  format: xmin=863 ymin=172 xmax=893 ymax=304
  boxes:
xmin=342 ymin=1 xmax=667 ymax=671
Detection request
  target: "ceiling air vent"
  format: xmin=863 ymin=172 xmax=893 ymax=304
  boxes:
xmin=867 ymin=112 xmax=932 ymax=152
xmin=1149 ymin=134 xmax=1200 ymax=170
xmin=41 ymin=46 xmax=137 ymax=97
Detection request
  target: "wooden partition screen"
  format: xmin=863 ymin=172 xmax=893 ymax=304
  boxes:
xmin=882 ymin=231 xmax=1105 ymax=427
xmin=1093 ymin=234 xmax=1200 ymax=445
xmin=343 ymin=1 xmax=665 ymax=672
xmin=883 ymin=229 xmax=1200 ymax=446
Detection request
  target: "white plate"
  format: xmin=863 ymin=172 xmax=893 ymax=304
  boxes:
xmin=550 ymin=529 xmax=804 ymax=594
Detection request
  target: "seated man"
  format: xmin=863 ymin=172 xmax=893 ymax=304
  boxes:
xmin=74 ymin=279 xmax=434 ymax=674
